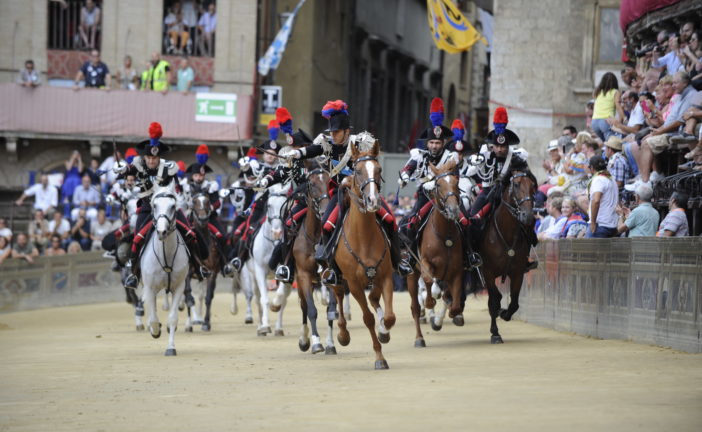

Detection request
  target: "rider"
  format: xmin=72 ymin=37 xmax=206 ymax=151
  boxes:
xmin=114 ymin=122 xmax=210 ymax=289
xmin=398 ymin=98 xmax=467 ymax=259
xmin=184 ymin=144 xmax=235 ymax=277
xmin=467 ymin=107 xmax=538 ymax=271
xmin=284 ymin=100 xmax=412 ymax=285
xmin=256 ymin=107 xmax=315 ymax=283
xmin=227 ymin=121 xmax=282 ymax=271
xmin=102 ymin=155 xmax=139 ymax=272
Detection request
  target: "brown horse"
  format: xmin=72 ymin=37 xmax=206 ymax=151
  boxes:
xmin=184 ymin=193 xmax=222 ymax=332
xmin=332 ymin=140 xmax=395 ymax=370
xmin=478 ymin=170 xmax=536 ymax=344
xmin=407 ymin=159 xmax=464 ymax=347
xmin=292 ymin=163 xmax=336 ymax=354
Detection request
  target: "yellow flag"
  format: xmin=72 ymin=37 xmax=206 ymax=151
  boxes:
xmin=427 ymin=0 xmax=488 ymax=53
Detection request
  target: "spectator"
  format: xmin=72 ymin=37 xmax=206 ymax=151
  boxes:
xmin=17 ymin=59 xmax=41 ymax=88
xmin=591 ymin=72 xmax=625 ymax=142
xmin=98 ymin=152 xmax=120 ymax=192
xmin=115 ymin=55 xmax=138 ymax=90
xmin=563 ymin=125 xmax=578 ymax=140
xmin=585 ymin=99 xmax=595 ymax=136
xmin=11 ymin=233 xmax=39 ymax=264
xmin=61 ymin=151 xmax=84 ymax=206
xmin=609 ymin=90 xmax=645 ymax=136
xmin=176 ymin=57 xmax=194 ymax=93
xmin=616 ymin=184 xmax=659 ymax=237
xmin=542 ymin=140 xmax=564 ymax=183
xmin=85 ymin=157 xmax=102 ymax=185
xmin=72 ymin=174 xmax=101 ymax=221
xmin=657 ymin=191 xmax=689 ymax=237
xmin=44 ymin=234 xmax=67 ymax=256
xmin=679 ymin=21 xmax=696 ymax=47
xmin=651 ymin=33 xmax=685 ymax=76
xmin=538 ymin=196 xmax=564 ymax=240
xmin=586 ymin=155 xmax=619 ymax=238
xmin=90 ymin=208 xmax=112 ymax=250
xmin=141 ymin=52 xmax=171 ymax=93
xmin=15 ymin=173 xmax=58 ymax=215
xmin=637 ymin=71 xmax=701 ymax=186
xmin=181 ymin=0 xmax=199 ymax=33
xmin=560 ymin=197 xmax=588 ymax=238
xmin=0 ymin=236 xmax=11 ymax=265
xmin=0 ymin=218 xmax=12 ymax=242
xmin=70 ymin=209 xmax=92 ymax=251
xmin=28 ymin=209 xmax=50 ymax=252
xmin=48 ymin=210 xmax=71 ymax=249
xmin=74 ymin=49 xmax=110 ymax=89
xmin=79 ymin=0 xmax=101 ymax=49
xmin=197 ymin=2 xmax=217 ymax=57
xmin=604 ymin=136 xmax=632 ymax=190
xmin=165 ymin=3 xmax=190 ymax=55
xmin=66 ymin=241 xmax=83 ymax=255
xmin=564 ymin=132 xmax=591 ymax=192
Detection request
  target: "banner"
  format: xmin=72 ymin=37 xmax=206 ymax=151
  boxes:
xmin=260 ymin=85 xmax=282 ymax=126
xmin=426 ymin=0 xmax=488 ymax=53
xmin=257 ymin=0 xmax=307 ymax=76
xmin=195 ymin=93 xmax=237 ymax=123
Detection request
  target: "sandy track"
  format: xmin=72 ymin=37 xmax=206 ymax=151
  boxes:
xmin=0 ymin=291 xmax=700 ymax=432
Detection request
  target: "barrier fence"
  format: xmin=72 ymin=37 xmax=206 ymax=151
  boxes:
xmin=517 ymin=238 xmax=702 ymax=353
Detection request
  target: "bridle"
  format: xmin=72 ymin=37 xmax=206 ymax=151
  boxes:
xmin=500 ymin=172 xmax=534 ymax=224
xmin=192 ymin=193 xmax=211 ymax=225
xmin=306 ymin=167 xmax=330 ymax=219
xmin=262 ymin=188 xmax=288 ymax=244
xmin=152 ymin=192 xmax=177 ymax=233
xmin=431 ymin=170 xmax=461 ymax=221
xmin=350 ymin=155 xmax=382 ymax=213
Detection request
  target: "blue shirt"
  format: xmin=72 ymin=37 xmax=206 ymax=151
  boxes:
xmin=80 ymin=61 xmax=109 ymax=88
xmin=72 ymin=185 xmax=101 ymax=207
xmin=652 ymin=51 xmax=683 ymax=76
xmin=625 ymin=202 xmax=659 ymax=237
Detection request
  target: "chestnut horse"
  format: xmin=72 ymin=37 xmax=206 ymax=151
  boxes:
xmin=478 ymin=170 xmax=536 ymax=344
xmin=332 ymin=140 xmax=395 ymax=370
xmin=407 ymin=159 xmax=464 ymax=348
xmin=292 ymin=163 xmax=338 ymax=354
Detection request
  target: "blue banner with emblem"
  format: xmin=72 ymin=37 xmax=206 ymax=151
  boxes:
xmin=257 ymin=0 xmax=307 ymax=76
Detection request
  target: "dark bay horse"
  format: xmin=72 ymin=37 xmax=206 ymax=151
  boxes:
xmin=478 ymin=170 xmax=537 ymax=344
xmin=407 ymin=159 xmax=464 ymax=347
xmin=292 ymin=164 xmax=336 ymax=354
xmin=332 ymin=140 xmax=395 ymax=370
xmin=184 ymin=193 xmax=222 ymax=332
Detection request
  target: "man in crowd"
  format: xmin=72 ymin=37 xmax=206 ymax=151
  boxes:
xmin=586 ymin=155 xmax=619 ymax=238
xmin=141 ymin=52 xmax=171 ymax=93
xmin=603 ymin=136 xmax=633 ymax=190
xmin=74 ymin=49 xmax=110 ymax=89
xmin=11 ymin=233 xmax=39 ymax=264
xmin=15 ymin=173 xmax=58 ymax=216
xmin=17 ymin=59 xmax=41 ymax=88
xmin=616 ymin=184 xmax=659 ymax=237
xmin=176 ymin=57 xmax=194 ymax=92
xmin=657 ymin=191 xmax=689 ymax=237
xmin=0 ymin=218 xmax=12 ymax=242
xmin=197 ymin=2 xmax=217 ymax=57
xmin=70 ymin=209 xmax=92 ymax=251
xmin=48 ymin=210 xmax=71 ymax=249
xmin=71 ymin=174 xmax=101 ymax=222
xmin=90 ymin=208 xmax=113 ymax=250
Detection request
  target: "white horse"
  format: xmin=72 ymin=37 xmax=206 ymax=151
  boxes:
xmin=140 ymin=184 xmax=190 ymax=356
xmin=227 ymin=179 xmax=252 ymax=322
xmin=240 ymin=182 xmax=292 ymax=336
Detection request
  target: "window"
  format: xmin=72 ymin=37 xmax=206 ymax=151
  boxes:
xmin=48 ymin=0 xmax=102 ymax=50
xmin=597 ymin=7 xmax=622 ymax=64
xmin=162 ymin=0 xmax=217 ymax=57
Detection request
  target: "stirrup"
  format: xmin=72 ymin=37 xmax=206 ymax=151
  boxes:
xmin=229 ymin=257 xmax=242 ymax=271
xmin=525 ymin=260 xmax=538 ymax=272
xmin=468 ymin=252 xmax=483 ymax=269
xmin=199 ymin=265 xmax=212 ymax=279
xmin=275 ymin=265 xmax=293 ymax=283
xmin=124 ymin=273 xmax=138 ymax=290
xmin=321 ymin=267 xmax=338 ymax=285
xmin=398 ymin=259 xmax=413 ymax=276
xmin=222 ymin=263 xmax=235 ymax=277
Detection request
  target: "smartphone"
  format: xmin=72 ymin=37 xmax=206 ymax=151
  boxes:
xmin=641 ymin=100 xmax=650 ymax=113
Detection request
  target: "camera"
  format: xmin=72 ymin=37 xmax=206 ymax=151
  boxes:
xmin=635 ymin=43 xmax=658 ymax=57
xmin=533 ymin=207 xmax=547 ymax=217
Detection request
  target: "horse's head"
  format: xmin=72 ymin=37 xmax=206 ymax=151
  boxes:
xmin=192 ymin=193 xmax=211 ymax=225
xmin=151 ymin=185 xmax=177 ymax=241
xmin=306 ymin=162 xmax=331 ymax=220
xmin=229 ymin=180 xmax=248 ymax=213
xmin=429 ymin=159 xmax=461 ymax=222
xmin=501 ymin=170 xmax=537 ymax=226
xmin=266 ymin=183 xmax=289 ymax=242
xmin=350 ymin=138 xmax=382 ymax=213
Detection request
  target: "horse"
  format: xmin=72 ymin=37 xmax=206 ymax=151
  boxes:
xmin=477 ymin=169 xmax=537 ymax=344
xmin=184 ymin=192 xmax=222 ymax=332
xmin=291 ymin=163 xmax=341 ymax=355
xmin=240 ymin=182 xmax=292 ymax=336
xmin=406 ymin=159 xmax=465 ymax=348
xmin=332 ymin=139 xmax=395 ymax=370
xmin=226 ymin=178 xmax=252 ymax=321
xmin=139 ymin=183 xmax=190 ymax=356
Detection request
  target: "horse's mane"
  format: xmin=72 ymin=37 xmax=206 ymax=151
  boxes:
xmin=433 ymin=158 xmax=458 ymax=175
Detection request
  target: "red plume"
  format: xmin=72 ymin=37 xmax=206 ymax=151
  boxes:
xmin=451 ymin=119 xmax=465 ymax=130
xmin=196 ymin=144 xmax=209 ymax=155
xmin=267 ymin=119 xmax=279 ymax=130
xmin=246 ymin=147 xmax=258 ymax=158
xmin=275 ymin=107 xmax=292 ymax=125
xmin=493 ymin=107 xmax=508 ymax=124
xmin=149 ymin=122 xmax=163 ymax=139
xmin=430 ymin=97 xmax=444 ymax=114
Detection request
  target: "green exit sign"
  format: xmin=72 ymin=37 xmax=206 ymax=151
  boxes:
xmin=195 ymin=93 xmax=237 ymax=123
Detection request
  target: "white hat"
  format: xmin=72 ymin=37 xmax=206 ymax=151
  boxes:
xmin=547 ymin=139 xmax=559 ymax=151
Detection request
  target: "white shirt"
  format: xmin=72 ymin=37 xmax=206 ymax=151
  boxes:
xmin=589 ymin=174 xmax=619 ymax=228
xmin=23 ymin=183 xmax=59 ymax=212
xmin=627 ymin=101 xmax=645 ymax=127
xmin=0 ymin=227 xmax=12 ymax=241
xmin=544 ymin=216 xmax=567 ymax=239
xmin=198 ymin=12 xmax=217 ymax=33
xmin=48 ymin=219 xmax=71 ymax=236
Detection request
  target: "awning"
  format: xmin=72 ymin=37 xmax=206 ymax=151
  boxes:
xmin=619 ymin=0 xmax=681 ymax=32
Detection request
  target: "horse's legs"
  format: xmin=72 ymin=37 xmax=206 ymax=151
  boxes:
xmin=407 ymin=272 xmax=426 ymax=347
xmin=344 ymin=290 xmax=352 ymax=320
xmin=368 ymin=275 xmax=394 ymax=343
xmin=273 ymin=282 xmax=290 ymax=336
xmin=143 ymin=286 xmax=161 ymax=339
xmin=500 ymin=274 xmax=523 ymax=322
xmin=348 ymin=281 xmax=388 ymax=369
xmin=253 ymin=262 xmax=271 ymax=335
xmin=432 ymin=292 xmax=448 ymax=331
xmin=230 ymin=276 xmax=239 ymax=315
xmin=165 ymin=284 xmax=184 ymax=356
xmin=202 ymin=275 xmax=216 ymax=331
xmin=297 ymin=275 xmax=311 ymax=352
xmin=241 ymin=268 xmax=254 ymax=324
xmin=134 ymin=298 xmax=145 ymax=332
xmin=448 ymin=275 xmax=465 ymax=326
xmin=486 ymin=278 xmax=503 ymax=344
xmin=324 ymin=287 xmax=337 ymax=354
xmin=333 ymin=283 xmax=350 ymax=346
xmin=305 ymin=284 xmax=324 ymax=354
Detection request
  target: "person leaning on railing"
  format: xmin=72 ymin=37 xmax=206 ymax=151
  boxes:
xmin=616 ymin=183 xmax=659 ymax=237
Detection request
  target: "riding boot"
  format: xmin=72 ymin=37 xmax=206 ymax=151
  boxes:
xmin=218 ymin=236 xmax=234 ymax=277
xmin=314 ymin=229 xmax=333 ymax=264
xmin=390 ymin=230 xmax=413 ymax=276
xmin=524 ymin=227 xmax=539 ymax=272
xmin=124 ymin=250 xmax=140 ymax=290
xmin=186 ymin=237 xmax=211 ymax=280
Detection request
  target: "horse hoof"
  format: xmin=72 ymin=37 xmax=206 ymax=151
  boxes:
xmin=261 ymin=326 xmax=272 ymax=334
xmin=414 ymin=339 xmax=426 ymax=348
xmin=491 ymin=335 xmax=504 ymax=344
xmin=257 ymin=329 xmax=268 ymax=337
xmin=269 ymin=304 xmax=281 ymax=312
xmin=499 ymin=309 xmax=512 ymax=322
xmin=185 ymin=326 xmax=193 ymax=333
xmin=311 ymin=343 xmax=324 ymax=354
xmin=164 ymin=348 xmax=177 ymax=356
xmin=325 ymin=346 xmax=337 ymax=355
xmin=201 ymin=323 xmax=211 ymax=332
xmin=150 ymin=323 xmax=162 ymax=339
xmin=274 ymin=329 xmax=285 ymax=337
xmin=419 ymin=316 xmax=427 ymax=324
xmin=377 ymin=332 xmax=390 ymax=344
xmin=244 ymin=317 xmax=254 ymax=325
xmin=136 ymin=324 xmax=145 ymax=332
xmin=192 ymin=320 xmax=204 ymax=325
xmin=374 ymin=360 xmax=389 ymax=370
xmin=299 ymin=339 xmax=311 ymax=352
xmin=337 ymin=332 xmax=350 ymax=346
xmin=178 ymin=304 xmax=184 ymax=312
xmin=430 ymin=318 xmax=442 ymax=332
xmin=452 ymin=315 xmax=465 ymax=326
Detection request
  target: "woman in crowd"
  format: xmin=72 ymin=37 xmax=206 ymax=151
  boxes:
xmin=0 ymin=236 xmax=11 ymax=265
xmin=591 ymin=72 xmax=625 ymax=142
xmin=560 ymin=197 xmax=588 ymax=238
xmin=45 ymin=235 xmax=67 ymax=256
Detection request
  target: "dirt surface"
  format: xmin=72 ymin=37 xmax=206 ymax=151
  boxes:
xmin=1 ymin=291 xmax=701 ymax=431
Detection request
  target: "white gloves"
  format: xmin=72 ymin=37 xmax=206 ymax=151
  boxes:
xmin=207 ymin=182 xmax=219 ymax=194
xmin=113 ymin=161 xmax=127 ymax=174
xmin=257 ymin=178 xmax=269 ymax=188
xmin=469 ymin=154 xmax=485 ymax=166
xmin=105 ymin=194 xmax=114 ymax=205
xmin=398 ymin=172 xmax=410 ymax=187
xmin=313 ymin=133 xmax=326 ymax=146
xmin=238 ymin=156 xmax=251 ymax=171
xmin=218 ymin=188 xmax=231 ymax=198
xmin=422 ymin=180 xmax=436 ymax=192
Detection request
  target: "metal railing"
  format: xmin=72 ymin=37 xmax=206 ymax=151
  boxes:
xmin=48 ymin=0 xmax=101 ymax=51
